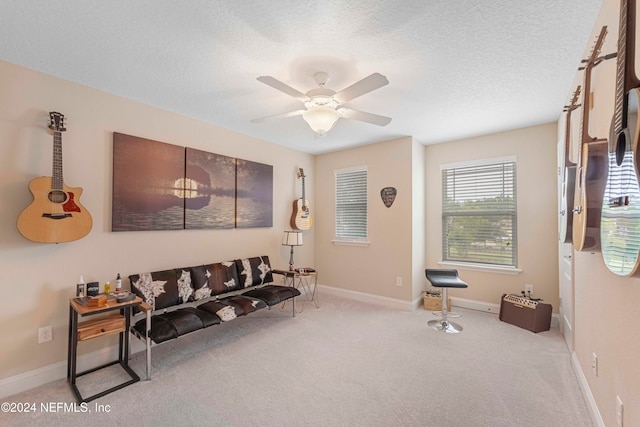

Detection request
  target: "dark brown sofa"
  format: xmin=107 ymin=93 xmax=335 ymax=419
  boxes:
xmin=128 ymin=255 xmax=299 ymax=378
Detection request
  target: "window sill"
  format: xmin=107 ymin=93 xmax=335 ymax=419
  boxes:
xmin=332 ymin=239 xmax=370 ymax=247
xmin=438 ymin=261 xmax=521 ymax=275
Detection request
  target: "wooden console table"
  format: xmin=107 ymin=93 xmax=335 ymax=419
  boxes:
xmin=67 ymin=295 xmax=143 ymax=402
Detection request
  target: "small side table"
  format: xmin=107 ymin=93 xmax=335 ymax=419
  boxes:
xmin=273 ymin=268 xmax=319 ymax=311
xmin=67 ymin=295 xmax=143 ymax=402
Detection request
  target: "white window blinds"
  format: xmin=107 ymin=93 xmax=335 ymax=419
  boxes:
xmin=442 ymin=160 xmax=517 ymax=267
xmin=335 ymin=167 xmax=368 ymax=240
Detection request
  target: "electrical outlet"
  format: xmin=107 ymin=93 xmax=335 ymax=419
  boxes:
xmin=524 ymin=284 xmax=534 ymax=294
xmin=396 ymin=277 xmax=402 ymax=287
xmin=38 ymin=325 xmax=52 ymax=344
xmin=591 ymin=352 xmax=598 ymax=377
xmin=616 ymin=395 xmax=623 ymax=427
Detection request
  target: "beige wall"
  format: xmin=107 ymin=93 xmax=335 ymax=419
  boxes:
xmin=0 ymin=59 xmax=314 ymax=380
xmin=425 ymin=123 xmax=560 ymax=309
xmin=564 ymin=0 xmax=640 ymax=425
xmin=314 ymin=137 xmax=423 ymax=304
xmin=411 ymin=140 xmax=427 ymax=302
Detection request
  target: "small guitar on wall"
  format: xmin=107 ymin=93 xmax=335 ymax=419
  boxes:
xmin=559 ymin=85 xmax=581 ymax=244
xmin=290 ymin=168 xmax=312 ymax=230
xmin=601 ymin=0 xmax=640 ymax=276
xmin=17 ymin=112 xmax=93 ymax=243
xmin=572 ymin=26 xmax=613 ymax=252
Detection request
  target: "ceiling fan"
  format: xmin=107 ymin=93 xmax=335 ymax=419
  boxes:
xmin=251 ymin=71 xmax=391 ymax=136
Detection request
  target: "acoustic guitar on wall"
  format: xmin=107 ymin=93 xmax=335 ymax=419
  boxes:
xmin=290 ymin=168 xmax=312 ymax=230
xmin=572 ymin=27 xmax=613 ymax=252
xmin=559 ymin=85 xmax=581 ymax=244
xmin=600 ymin=0 xmax=640 ymax=276
xmin=17 ymin=112 xmax=93 ymax=243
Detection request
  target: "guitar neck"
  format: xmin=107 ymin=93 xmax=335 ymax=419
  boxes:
xmin=625 ymin=0 xmax=638 ymax=90
xmin=563 ymin=86 xmax=581 ymax=166
xmin=52 ymin=131 xmax=64 ymax=191
xmin=579 ymin=26 xmax=609 ymax=157
xmin=614 ymin=0 xmax=629 ymax=136
xmin=579 ymin=60 xmax=597 ymax=153
xmin=564 ymin=113 xmax=573 ymax=166
xmin=613 ymin=0 xmax=638 ymax=137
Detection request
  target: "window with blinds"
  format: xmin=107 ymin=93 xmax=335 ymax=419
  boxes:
xmin=442 ymin=159 xmax=517 ymax=267
xmin=335 ymin=167 xmax=368 ymax=240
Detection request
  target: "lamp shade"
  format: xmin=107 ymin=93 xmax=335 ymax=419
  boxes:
xmin=282 ymin=230 xmax=303 ymax=246
xmin=302 ymin=106 xmax=340 ymax=135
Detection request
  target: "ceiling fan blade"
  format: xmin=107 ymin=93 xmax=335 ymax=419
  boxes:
xmin=256 ymin=76 xmax=308 ymax=101
xmin=334 ymin=73 xmax=389 ymax=103
xmin=340 ymin=108 xmax=392 ymax=126
xmin=251 ymin=109 xmax=305 ymax=123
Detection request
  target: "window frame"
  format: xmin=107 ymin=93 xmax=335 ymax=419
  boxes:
xmin=333 ymin=166 xmax=369 ymax=245
xmin=440 ymin=156 xmax=518 ymax=269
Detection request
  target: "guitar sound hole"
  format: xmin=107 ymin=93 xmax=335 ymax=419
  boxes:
xmin=48 ymin=190 xmax=68 ymax=204
xmin=616 ymin=132 xmax=626 ymax=167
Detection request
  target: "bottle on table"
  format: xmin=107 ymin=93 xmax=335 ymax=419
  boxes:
xmin=76 ymin=276 xmax=85 ymax=297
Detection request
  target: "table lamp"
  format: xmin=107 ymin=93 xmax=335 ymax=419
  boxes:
xmin=282 ymin=231 xmax=303 ymax=271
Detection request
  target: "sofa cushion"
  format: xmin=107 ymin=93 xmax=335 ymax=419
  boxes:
xmin=175 ymin=268 xmax=195 ymax=303
xmin=134 ymin=315 xmax=177 ymax=344
xmin=133 ymin=307 xmax=222 ymax=344
xmin=242 ymin=285 xmax=301 ymax=306
xmin=198 ymin=295 xmax=267 ymax=321
xmin=129 ymin=270 xmax=180 ymax=310
xmin=197 ymin=300 xmax=236 ymax=322
xmin=191 ymin=262 xmax=241 ymax=300
xmin=133 ymin=308 xmax=205 ymax=344
xmin=221 ymin=295 xmax=267 ymax=314
xmin=182 ymin=307 xmax=222 ymax=328
xmin=189 ymin=265 xmax=213 ymax=300
xmin=159 ymin=309 xmax=205 ymax=336
xmin=235 ymin=256 xmax=273 ymax=288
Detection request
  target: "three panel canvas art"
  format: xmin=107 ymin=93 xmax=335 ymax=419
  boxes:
xmin=112 ymin=133 xmax=273 ymax=231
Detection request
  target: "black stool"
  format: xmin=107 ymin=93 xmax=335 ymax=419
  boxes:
xmin=425 ymin=269 xmax=468 ymax=333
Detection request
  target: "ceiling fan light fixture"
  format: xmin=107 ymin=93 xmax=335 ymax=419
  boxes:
xmin=254 ymin=71 xmax=391 ymax=135
xmin=302 ymin=106 xmax=340 ymax=135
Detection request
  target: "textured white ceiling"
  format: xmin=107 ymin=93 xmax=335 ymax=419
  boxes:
xmin=0 ymin=0 xmax=603 ymax=154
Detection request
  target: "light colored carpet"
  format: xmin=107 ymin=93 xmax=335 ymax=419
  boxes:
xmin=2 ymin=294 xmax=592 ymax=427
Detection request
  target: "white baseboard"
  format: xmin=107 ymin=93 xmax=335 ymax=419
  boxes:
xmin=317 ymin=284 xmax=415 ymax=311
xmin=451 ymin=296 xmax=561 ymax=328
xmin=450 ymin=296 xmax=502 ymax=315
xmin=571 ymin=351 xmax=604 ymax=427
xmin=318 ymin=284 xmax=502 ymax=315
xmin=0 ymin=345 xmax=123 ymax=400
xmin=315 ymin=287 xmax=563 ymax=336
xmin=0 ymin=360 xmax=66 ymax=400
